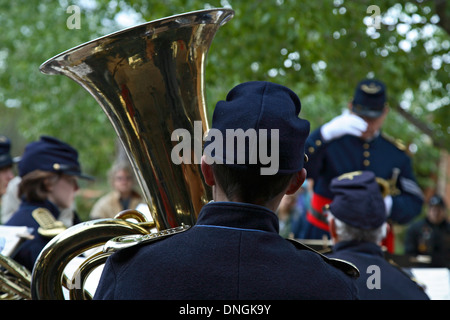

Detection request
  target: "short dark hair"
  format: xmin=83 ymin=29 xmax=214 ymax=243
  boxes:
xmin=211 ymin=164 xmax=294 ymax=205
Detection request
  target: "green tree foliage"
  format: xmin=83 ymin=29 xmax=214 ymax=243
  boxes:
xmin=0 ymin=0 xmax=448 ymax=190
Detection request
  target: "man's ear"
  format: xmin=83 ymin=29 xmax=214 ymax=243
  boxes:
xmin=285 ymin=168 xmax=307 ymax=195
xmin=201 ymin=155 xmax=215 ymax=186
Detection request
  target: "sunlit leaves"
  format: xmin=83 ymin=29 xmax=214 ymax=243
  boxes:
xmin=0 ymin=0 xmax=448 ymax=186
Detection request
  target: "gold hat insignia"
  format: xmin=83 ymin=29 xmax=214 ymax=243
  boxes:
xmin=361 ymin=83 xmax=382 ymax=94
xmin=337 ymin=171 xmax=363 ymax=181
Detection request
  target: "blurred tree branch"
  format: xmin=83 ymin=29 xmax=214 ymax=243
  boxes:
xmin=392 ymin=103 xmax=445 ymax=149
xmin=433 ymin=0 xmax=450 ymax=34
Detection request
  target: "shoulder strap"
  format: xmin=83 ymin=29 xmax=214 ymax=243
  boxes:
xmin=381 ymin=133 xmax=407 ymax=152
xmin=287 ymin=238 xmax=360 ymax=279
xmin=386 ymin=258 xmax=427 ymax=292
xmin=32 ymin=208 xmax=66 ymax=238
xmin=103 ymin=224 xmax=191 ymax=253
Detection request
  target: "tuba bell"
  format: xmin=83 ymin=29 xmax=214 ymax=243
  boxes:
xmin=30 ymin=8 xmax=234 ymax=299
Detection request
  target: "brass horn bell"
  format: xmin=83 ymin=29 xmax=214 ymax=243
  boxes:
xmin=31 ymin=8 xmax=234 ymax=300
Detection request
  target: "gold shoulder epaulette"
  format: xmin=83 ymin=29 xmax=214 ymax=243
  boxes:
xmin=381 ymin=133 xmax=406 ymax=151
xmin=31 ymin=208 xmax=66 ymax=238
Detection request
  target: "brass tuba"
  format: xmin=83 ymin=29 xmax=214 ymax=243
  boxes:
xmin=31 ymin=8 xmax=234 ymax=299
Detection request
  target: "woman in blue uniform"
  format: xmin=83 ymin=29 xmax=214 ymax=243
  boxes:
xmin=5 ymin=136 xmax=93 ymax=271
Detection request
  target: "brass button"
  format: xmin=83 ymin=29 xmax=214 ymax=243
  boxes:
xmin=363 ymin=151 xmax=370 ymax=157
xmin=308 ymin=146 xmax=315 ymax=154
xmin=315 ymin=139 xmax=322 ymax=146
xmin=363 ymin=159 xmax=370 ymax=166
xmin=363 ymin=143 xmax=370 ymax=149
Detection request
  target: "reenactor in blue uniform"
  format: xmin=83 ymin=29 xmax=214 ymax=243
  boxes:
xmin=325 ymin=171 xmax=429 ymax=300
xmin=404 ymin=194 xmax=450 ymax=261
xmin=301 ymin=79 xmax=424 ymax=252
xmin=5 ymin=136 xmax=93 ymax=271
xmin=94 ymin=81 xmax=359 ymax=300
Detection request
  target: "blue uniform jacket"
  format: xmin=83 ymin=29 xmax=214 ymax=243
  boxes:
xmin=94 ymin=201 xmax=359 ymax=300
xmin=327 ymin=241 xmax=429 ymax=300
xmin=305 ymin=127 xmax=424 ymax=224
xmin=5 ymin=199 xmax=81 ymax=271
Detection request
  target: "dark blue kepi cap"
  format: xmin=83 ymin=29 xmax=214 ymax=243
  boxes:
xmin=352 ymin=79 xmax=387 ymax=118
xmin=18 ymin=136 xmax=94 ymax=180
xmin=329 ymin=171 xmax=386 ymax=229
xmin=0 ymin=135 xmax=13 ymax=169
xmin=204 ymin=81 xmax=310 ymax=175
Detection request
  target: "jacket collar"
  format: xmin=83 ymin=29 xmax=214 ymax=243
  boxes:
xmin=332 ymin=240 xmax=384 ymax=257
xmin=195 ymin=201 xmax=279 ymax=234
